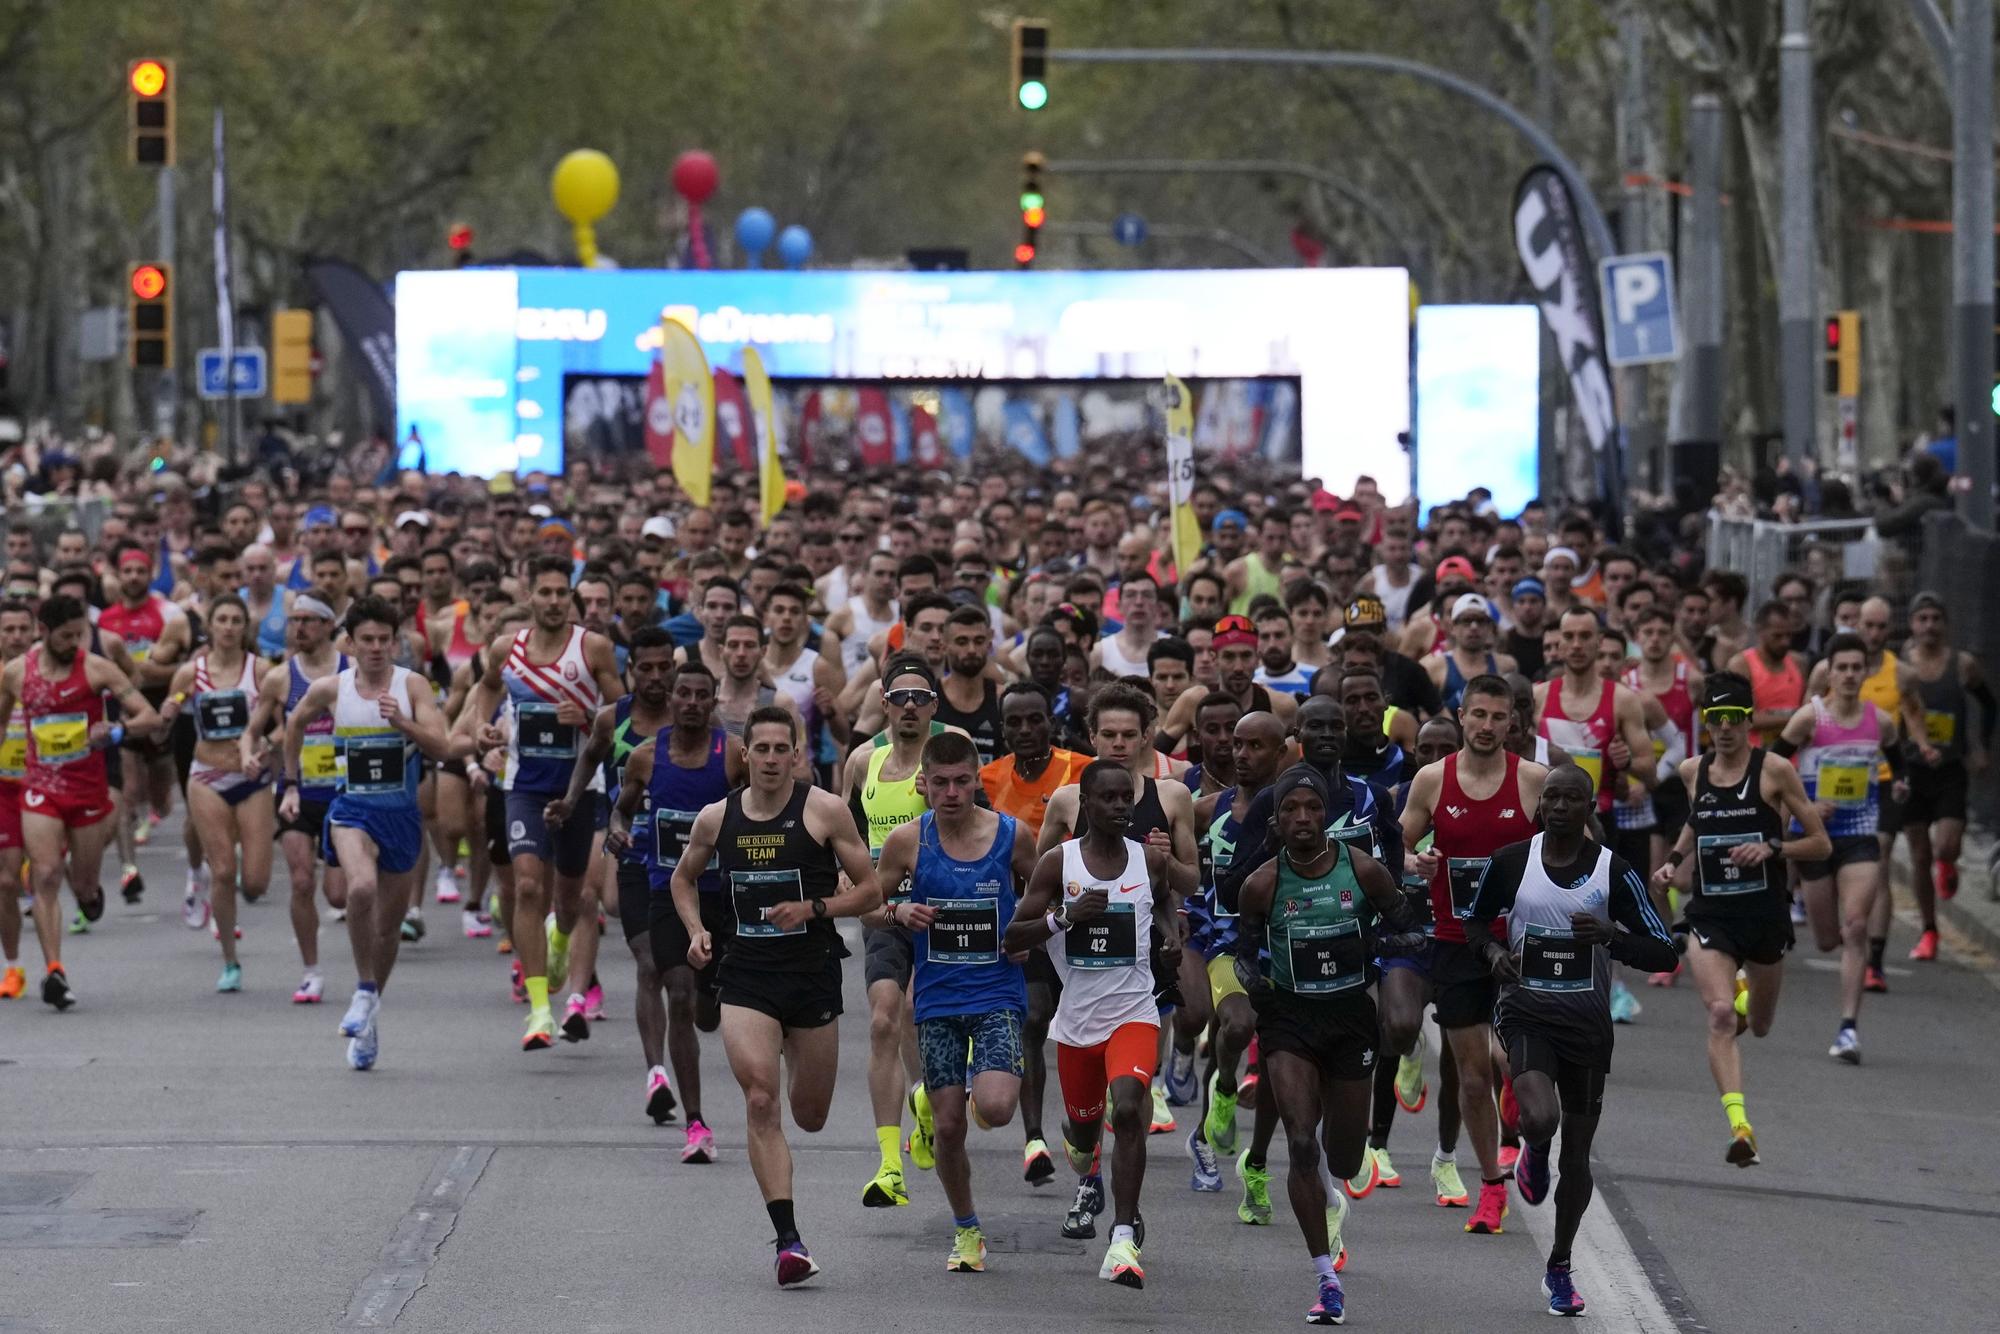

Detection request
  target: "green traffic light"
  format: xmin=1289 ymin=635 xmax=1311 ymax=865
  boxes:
xmin=1991 ymin=380 xmax=2000 ymax=416
xmin=1019 ymin=190 xmax=1044 ymax=212
xmin=1018 ymin=79 xmax=1048 ymax=110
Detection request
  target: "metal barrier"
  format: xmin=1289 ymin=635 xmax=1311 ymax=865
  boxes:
xmin=1704 ymin=513 xmax=1887 ymax=604
xmin=0 ymin=497 xmax=108 ymax=553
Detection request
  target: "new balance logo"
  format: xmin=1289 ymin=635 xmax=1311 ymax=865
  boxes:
xmin=1500 ymin=809 xmax=1517 ymax=819
xmin=1445 ymin=805 xmax=1466 ymax=818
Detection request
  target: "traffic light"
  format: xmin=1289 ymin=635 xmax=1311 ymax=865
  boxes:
xmin=127 ymin=262 xmax=172 ymax=368
xmin=447 ymin=221 xmax=475 ymax=266
xmin=1011 ymin=19 xmax=1048 ymax=110
xmin=1018 ymin=151 xmax=1044 ymax=268
xmin=271 ymin=308 xmax=313 ymax=405
xmin=1991 ymin=283 xmax=1999 ymax=415
xmin=127 ymin=58 xmax=174 ymax=166
xmin=1822 ymin=310 xmax=1858 ymax=396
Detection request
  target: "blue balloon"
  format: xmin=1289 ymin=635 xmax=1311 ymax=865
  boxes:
xmin=776 ymin=224 xmax=814 ymax=270
xmin=735 ymin=207 xmax=776 ymax=256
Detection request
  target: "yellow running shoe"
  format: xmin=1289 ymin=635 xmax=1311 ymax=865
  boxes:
xmin=1237 ymin=1150 xmax=1273 ymax=1225
xmin=521 ymin=1008 xmax=555 ymax=1051
xmin=1326 ymin=1189 xmax=1350 ymax=1271
xmin=1394 ymin=1051 xmax=1428 ymax=1112
xmin=1099 ymin=1235 xmax=1144 ymax=1288
xmin=907 ymin=1083 xmax=936 ymax=1171
xmin=947 ymin=1224 xmax=986 ymax=1272
xmin=1149 ymin=1081 xmax=1176 ymax=1134
xmin=545 ymin=914 xmax=570 ymax=989
xmin=861 ymin=1164 xmax=909 ymax=1207
xmin=1203 ymin=1070 xmax=1239 ymax=1155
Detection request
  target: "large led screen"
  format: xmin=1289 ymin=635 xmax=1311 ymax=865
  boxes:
xmin=1415 ymin=304 xmax=1541 ymax=518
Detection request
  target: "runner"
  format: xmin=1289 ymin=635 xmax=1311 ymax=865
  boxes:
xmin=873 ymin=731 xmax=1037 ymax=1271
xmin=1724 ymin=600 xmax=1807 ymax=745
xmin=0 ymin=595 xmax=163 ymax=1010
xmin=936 ymin=606 xmax=1004 ymax=766
xmin=1421 ymin=594 xmax=1517 ymax=714
xmin=1157 ymin=614 xmax=1299 ymax=745
xmin=1235 ymin=763 xmax=1428 ymax=1325
xmin=1536 ymin=604 xmax=1657 ymax=820
xmin=1898 ymin=592 xmax=1992 ymax=961
xmin=98 ymin=542 xmax=189 ymax=871
xmin=0 ymin=601 xmax=37 ymax=999
xmin=1466 ymin=762 xmax=1677 ymax=1317
xmin=280 ymin=596 xmax=457 ymax=1069
xmin=1005 ymin=759 xmax=1181 ymax=1289
xmin=1774 ymin=633 xmax=1903 ymax=1063
xmin=669 ymin=705 xmax=880 ymax=1286
xmin=1654 ymin=672 xmax=1830 ymax=1165
xmin=246 ymin=594 xmax=348 ymax=1004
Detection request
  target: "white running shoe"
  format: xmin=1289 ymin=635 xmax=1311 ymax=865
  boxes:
xmin=293 ymin=973 xmax=325 ymax=1005
xmin=434 ymin=867 xmax=462 ymax=905
xmin=338 ymin=988 xmax=378 ymax=1038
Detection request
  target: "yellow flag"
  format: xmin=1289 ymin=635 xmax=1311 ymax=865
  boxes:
xmin=660 ymin=316 xmax=714 ymax=508
xmin=1164 ymin=373 xmax=1201 ymax=580
xmin=743 ymin=347 xmax=785 ymax=526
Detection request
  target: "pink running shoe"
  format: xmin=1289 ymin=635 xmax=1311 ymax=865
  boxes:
xmin=683 ymin=1120 xmax=717 ymax=1164
xmin=584 ymin=981 xmax=606 ymax=1021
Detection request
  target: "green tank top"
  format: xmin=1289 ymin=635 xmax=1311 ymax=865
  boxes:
xmin=861 ymin=744 xmax=927 ymax=854
xmin=1267 ymin=841 xmax=1372 ymax=995
xmin=1228 ymin=552 xmax=1285 ymax=615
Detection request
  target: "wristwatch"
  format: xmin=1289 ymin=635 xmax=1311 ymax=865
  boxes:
xmin=811 ymin=897 xmax=828 ymax=920
xmin=1051 ymin=900 xmax=1072 ymax=931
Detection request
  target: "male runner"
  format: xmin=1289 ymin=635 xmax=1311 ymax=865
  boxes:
xmin=282 ymin=596 xmax=456 ymax=1069
xmin=1899 ymin=592 xmax=1991 ymax=961
xmin=1157 ymin=614 xmax=1298 ymax=747
xmin=1237 ymin=764 xmax=1426 ymax=1326
xmin=1421 ymin=594 xmax=1516 ymax=714
xmin=1007 ymin=759 xmax=1181 ymax=1289
xmin=936 ymin=605 xmax=1004 ymax=766
xmin=1655 ymin=673 xmax=1830 ymax=1165
xmin=99 ymin=541 xmax=189 ymax=859
xmin=1536 ymin=604 xmax=1657 ymax=818
xmin=0 ymin=595 xmax=161 ymax=1009
xmin=670 ymin=706 xmax=880 ymax=1286
xmin=874 ymin=731 xmax=1037 ymax=1271
xmin=0 ymin=601 xmax=31 ymax=999
xmin=1467 ymin=763 xmax=1677 ymax=1317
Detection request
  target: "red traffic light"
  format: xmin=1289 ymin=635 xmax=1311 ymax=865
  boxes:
xmin=1824 ymin=316 xmax=1841 ymax=350
xmin=130 ymin=264 xmax=168 ymax=300
xmin=1014 ymin=242 xmax=1036 ymax=265
xmin=129 ymin=59 xmax=168 ymax=98
xmin=447 ymin=223 xmax=474 ymax=252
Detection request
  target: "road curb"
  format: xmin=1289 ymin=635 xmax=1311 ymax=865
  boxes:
xmin=1888 ymin=842 xmax=2000 ymax=959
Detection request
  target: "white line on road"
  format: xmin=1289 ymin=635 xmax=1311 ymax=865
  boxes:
xmin=1509 ymin=1170 xmax=1680 ymax=1331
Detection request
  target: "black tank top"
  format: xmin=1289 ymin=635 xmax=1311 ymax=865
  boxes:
xmin=1914 ymin=658 xmax=1967 ymax=765
xmin=716 ymin=780 xmax=844 ymax=968
xmin=1688 ymin=749 xmax=1786 ymax=923
xmin=1076 ymin=775 xmax=1170 ymax=843
xmin=935 ymin=678 xmax=1003 ymax=767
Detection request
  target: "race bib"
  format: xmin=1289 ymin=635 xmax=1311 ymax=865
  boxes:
xmin=1924 ymin=711 xmax=1956 ymax=745
xmin=516 ymin=702 xmax=577 ymax=760
xmin=1520 ymin=923 xmax=1593 ymax=993
xmin=927 ymin=894 xmax=1000 ymax=965
xmin=0 ymin=723 xmax=26 ymax=780
xmin=1065 ymin=900 xmax=1137 ymax=969
xmin=1285 ymin=916 xmax=1368 ymax=995
xmin=1447 ymin=857 xmax=1490 ymax=919
xmin=732 ymin=867 xmax=805 ymax=937
xmin=1818 ymin=763 xmax=1868 ymax=805
xmin=343 ymin=734 xmax=408 ymax=795
xmin=1570 ymin=748 xmax=1604 ymax=794
xmin=653 ymin=808 xmax=717 ymax=873
xmin=30 ymin=712 xmax=89 ymax=766
xmin=300 ymin=737 xmax=342 ymax=784
xmin=1697 ymin=832 xmax=1769 ymax=897
xmin=194 ymin=689 xmax=248 ymax=741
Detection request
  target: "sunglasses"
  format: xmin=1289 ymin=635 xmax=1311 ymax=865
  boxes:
xmin=885 ymin=687 xmax=936 ymax=709
xmin=837 ymin=532 xmax=868 ymax=542
xmin=1213 ymin=615 xmax=1255 ymax=634
xmin=1702 ymin=706 xmax=1751 ymax=723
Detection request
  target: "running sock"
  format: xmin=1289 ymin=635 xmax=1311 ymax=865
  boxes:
xmin=1839 ymin=1018 xmax=1856 ymax=1032
xmin=953 ymin=1212 xmax=979 ymax=1230
xmin=524 ymin=976 xmax=549 ymax=1012
xmin=1867 ymin=937 xmax=1887 ymax=970
xmin=1313 ymin=1253 xmax=1337 ymax=1280
xmin=1721 ymin=1092 xmax=1748 ymax=1132
xmin=1483 ymin=1176 xmax=1505 ymax=1187
xmin=1549 ymin=1252 xmax=1571 ymax=1270
xmin=1246 ymin=1154 xmax=1266 ymax=1171
xmin=875 ymin=1125 xmax=901 ymax=1170
xmin=767 ymin=1199 xmax=798 ymax=1246
xmin=1110 ymin=1223 xmax=1136 ymax=1246
xmin=357 ymin=981 xmax=378 ymax=995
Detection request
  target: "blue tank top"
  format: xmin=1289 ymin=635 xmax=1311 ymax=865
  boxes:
xmin=288 ymin=653 xmax=349 ymax=802
xmin=252 ymin=592 xmax=288 ymax=660
xmin=1188 ymin=792 xmax=1245 ymax=961
xmin=607 ymin=696 xmax=657 ymax=863
xmin=1441 ymin=652 xmax=1498 ymax=713
xmin=909 ymin=811 xmax=1028 ymax=1024
xmin=646 ymin=727 xmax=731 ymax=891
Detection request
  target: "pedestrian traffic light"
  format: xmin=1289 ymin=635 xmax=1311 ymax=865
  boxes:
xmin=1822 ymin=310 xmax=1858 ymax=396
xmin=1018 ymin=151 xmax=1044 ymax=269
xmin=127 ymin=58 xmax=174 ymax=166
xmin=1012 ymin=19 xmax=1048 ymax=110
xmin=271 ymin=308 xmax=313 ymax=405
xmin=447 ymin=221 xmax=474 ymax=266
xmin=128 ymin=262 xmax=172 ymax=368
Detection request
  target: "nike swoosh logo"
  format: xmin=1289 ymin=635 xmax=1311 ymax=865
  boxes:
xmin=1736 ymin=778 xmax=1751 ymax=800
xmin=1119 ymin=883 xmax=1145 ymax=893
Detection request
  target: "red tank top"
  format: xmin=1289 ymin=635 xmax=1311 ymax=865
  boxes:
xmin=1745 ymin=650 xmax=1803 ymax=744
xmin=1428 ymin=750 xmax=1536 ymax=942
xmin=22 ymin=647 xmax=106 ymax=798
xmin=445 ymin=607 xmax=479 ymax=672
xmin=1539 ymin=676 xmax=1619 ymax=812
xmin=99 ymin=595 xmax=168 ymax=664
xmin=1625 ymin=661 xmax=1697 ymax=758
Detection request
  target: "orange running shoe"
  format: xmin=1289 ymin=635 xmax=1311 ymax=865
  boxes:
xmin=0 ymin=964 xmax=25 ymax=998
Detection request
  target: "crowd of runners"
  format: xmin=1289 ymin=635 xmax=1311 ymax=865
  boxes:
xmin=1 ymin=459 xmax=1987 ymax=1324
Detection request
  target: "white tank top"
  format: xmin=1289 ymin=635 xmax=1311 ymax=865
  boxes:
xmin=773 ymin=645 xmax=820 ymax=731
xmin=1371 ymin=565 xmax=1418 ymax=630
xmin=842 ymin=600 xmax=898 ymax=675
xmin=1048 ymin=837 xmax=1159 ymax=1047
xmin=332 ymin=666 xmax=419 ymax=807
xmin=1098 ymin=631 xmax=1156 ymax=680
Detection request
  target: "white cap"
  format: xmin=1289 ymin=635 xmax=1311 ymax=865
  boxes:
xmin=1451 ymin=593 xmax=1495 ymax=622
xmin=527 ymin=503 xmax=554 ymax=519
xmin=641 ymin=515 xmax=676 ymax=542
xmin=394 ymin=509 xmax=430 ymax=529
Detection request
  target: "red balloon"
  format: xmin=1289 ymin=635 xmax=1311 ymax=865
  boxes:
xmin=672 ymin=150 xmax=719 ymax=204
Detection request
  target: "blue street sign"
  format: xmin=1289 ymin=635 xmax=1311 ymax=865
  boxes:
xmin=197 ymin=347 xmax=267 ymax=399
xmin=1111 ymin=212 xmax=1148 ymax=247
xmin=1597 ymin=252 xmax=1678 ymax=367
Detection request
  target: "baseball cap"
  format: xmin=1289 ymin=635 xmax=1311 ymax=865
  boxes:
xmin=1345 ymin=594 xmax=1387 ymax=630
xmin=1310 ymin=490 xmax=1340 ymax=513
xmin=1451 ymin=593 xmax=1495 ymax=622
xmin=527 ymin=503 xmax=553 ymax=520
xmin=1910 ymin=590 xmax=1947 ymax=615
xmin=640 ymin=516 xmax=676 ymax=543
xmin=1333 ymin=504 xmax=1364 ymax=523
xmin=1702 ymin=673 xmax=1755 ymax=711
xmin=1511 ymin=576 xmax=1547 ymax=602
xmin=1436 ymin=555 xmax=1478 ymax=584
xmin=394 ymin=510 xmax=431 ymax=530
xmin=1213 ymin=508 xmax=1249 ymax=532
xmin=487 ymin=474 xmax=517 ymax=496
xmin=536 ymin=516 xmax=574 ymax=538
xmin=304 ymin=505 xmax=338 ymax=529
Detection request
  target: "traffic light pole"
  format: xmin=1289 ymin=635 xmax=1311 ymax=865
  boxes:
xmin=1778 ymin=0 xmax=1816 ymax=469
xmin=1046 ymin=220 xmax=1284 ymax=267
xmin=1951 ymin=0 xmax=1994 ymax=528
xmin=155 ymin=166 xmax=177 ymax=440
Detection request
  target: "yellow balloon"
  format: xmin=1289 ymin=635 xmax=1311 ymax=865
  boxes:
xmin=551 ymin=149 xmax=621 ymax=224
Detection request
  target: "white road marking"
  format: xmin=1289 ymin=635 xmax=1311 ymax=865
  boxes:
xmin=1511 ymin=1171 xmax=1679 ymax=1331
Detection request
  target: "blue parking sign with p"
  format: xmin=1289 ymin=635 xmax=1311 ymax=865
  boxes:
xmin=1598 ymin=252 xmax=1678 ymax=367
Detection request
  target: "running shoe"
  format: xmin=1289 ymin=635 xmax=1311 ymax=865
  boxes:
xmin=1789 ymin=896 xmax=1808 ymax=926
xmin=67 ymin=910 xmax=89 ymax=935
xmin=1326 ymin=1190 xmax=1349 ymax=1270
xmin=1240 ymin=1037 xmax=1261 ymax=1101
xmin=1060 ymin=1128 xmax=1096 ymax=1178
xmin=1394 ymin=1051 xmax=1427 ymax=1112
xmin=1343 ymin=1150 xmax=1378 ymax=1200
xmin=1515 ymin=1140 xmax=1549 ymax=1206
xmin=120 ymin=864 xmax=145 ymax=903
xmin=1431 ymin=1153 xmax=1469 ymax=1207
xmin=907 ymin=1083 xmax=936 ymax=1171
xmin=208 ymin=917 xmax=242 ymax=941
xmin=400 ymin=907 xmax=425 ymax=943
xmin=774 ymin=1239 xmax=820 ymax=1287
xmin=1163 ymin=1045 xmax=1200 ymax=1105
xmin=1610 ymin=979 xmax=1641 ymax=1024
xmin=496 ymin=934 xmax=512 ymax=955
xmin=682 ymin=1120 xmax=717 ymax=1164
xmin=338 ymin=989 xmax=376 ymax=1038
xmin=584 ymin=981 xmax=606 ymax=1021
xmin=434 ymin=867 xmax=461 ymax=905
xmin=1061 ymin=1174 xmax=1105 ymax=1238
xmin=1308 ymin=1273 xmax=1346 ymax=1325
xmin=509 ymin=960 xmax=526 ymax=1004
xmin=1022 ymin=1138 xmax=1055 ymax=1186
xmin=1465 ymin=1178 xmax=1508 ymax=1234
xmin=947 ymin=1224 xmax=987 ymax=1273
xmin=1733 ymin=974 xmax=1751 ymax=1033
xmin=181 ymin=889 xmax=211 ymax=931
xmin=1149 ymin=1080 xmax=1176 ymax=1134
xmin=1368 ymin=1144 xmax=1400 ymax=1188
xmin=1204 ymin=1070 xmax=1240 ymax=1154
xmin=41 ymin=967 xmax=74 ymax=1011
xmin=646 ymin=1067 xmax=678 ymax=1124
xmin=560 ymin=993 xmax=590 ymax=1043
xmin=1726 ymin=1124 xmax=1759 ymax=1167
xmin=521 ymin=1008 xmax=555 ymax=1051
xmin=1829 ymin=1026 xmax=1861 ymax=1064
xmin=1497 ymin=1144 xmax=1521 ymax=1177
xmin=0 ymin=965 xmax=24 ymax=999
xmin=348 ymin=1016 xmax=379 ymax=1071
xmin=1098 ymin=1235 xmax=1143 ymax=1288
xmin=545 ymin=913 xmax=570 ymax=986
xmin=861 ymin=1164 xmax=908 ymax=1208
xmin=1863 ymin=965 xmax=1888 ymax=993
xmin=1236 ymin=1151 xmax=1273 ymax=1225
xmin=1544 ymin=1262 xmax=1587 ymax=1316
xmin=1935 ymin=859 xmax=1958 ymax=901
xmin=216 ymin=962 xmax=243 ymax=993
xmin=1910 ymin=929 xmax=1939 ymax=962
xmin=1187 ymin=1127 xmax=1222 ymax=1191
xmin=292 ymin=974 xmax=324 ymax=1005
xmin=135 ymin=811 xmax=156 ymax=845
xmin=461 ymin=909 xmax=491 ymax=939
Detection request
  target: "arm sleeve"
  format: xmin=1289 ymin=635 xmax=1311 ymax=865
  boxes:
xmin=1367 ymin=782 xmax=1405 ymax=881
xmin=1218 ymin=787 xmax=1274 ymax=916
xmin=1466 ymin=841 xmax=1528 ymax=924
xmin=1605 ymin=853 xmax=1679 ymax=973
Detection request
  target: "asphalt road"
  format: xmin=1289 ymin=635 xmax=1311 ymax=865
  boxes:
xmin=3 ymin=817 xmax=1996 ymax=1332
